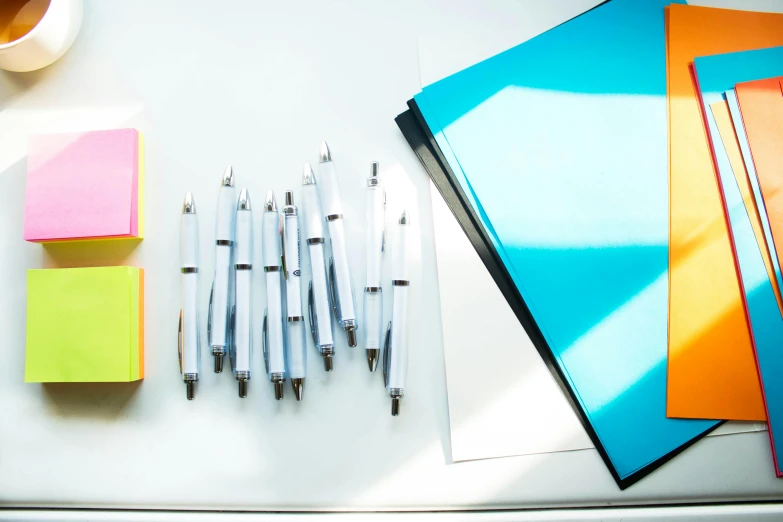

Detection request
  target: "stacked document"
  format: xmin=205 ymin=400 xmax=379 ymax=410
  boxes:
xmin=398 ymin=0 xmax=783 ymax=488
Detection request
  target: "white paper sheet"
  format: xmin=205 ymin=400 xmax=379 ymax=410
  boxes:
xmin=431 ymin=183 xmax=766 ymax=463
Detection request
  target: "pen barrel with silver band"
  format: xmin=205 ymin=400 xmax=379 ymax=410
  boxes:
xmin=179 ymin=193 xmax=200 ymax=400
xmin=209 ymin=168 xmax=235 ymax=373
xmin=364 ymin=162 xmax=384 ymax=371
xmin=283 ymin=191 xmax=306 ymax=400
xmin=302 ymin=165 xmax=335 ymax=370
xmin=233 ymin=188 xmax=253 ymax=398
xmin=318 ymin=145 xmax=358 ymax=346
xmin=386 ymin=211 xmax=410 ymax=416
xmin=263 ymin=192 xmax=286 ymax=400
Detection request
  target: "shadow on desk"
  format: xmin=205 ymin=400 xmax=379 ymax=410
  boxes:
xmin=41 ymin=381 xmax=142 ymax=420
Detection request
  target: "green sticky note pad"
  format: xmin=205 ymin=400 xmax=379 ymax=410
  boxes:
xmin=25 ymin=267 xmax=144 ymax=382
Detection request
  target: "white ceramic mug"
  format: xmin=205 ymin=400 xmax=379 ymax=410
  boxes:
xmin=0 ymin=0 xmax=83 ymax=72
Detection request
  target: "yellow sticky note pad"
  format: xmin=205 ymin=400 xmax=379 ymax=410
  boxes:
xmin=25 ymin=267 xmax=144 ymax=382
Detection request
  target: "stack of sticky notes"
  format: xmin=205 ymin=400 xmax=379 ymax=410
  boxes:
xmin=23 ymin=128 xmax=144 ymax=242
xmin=396 ymin=0 xmax=783 ymax=489
xmin=25 ymin=267 xmax=144 ymax=382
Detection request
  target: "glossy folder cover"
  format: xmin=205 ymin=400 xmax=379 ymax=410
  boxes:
xmin=725 ymin=88 xmax=783 ymax=303
xmin=709 ymin=100 xmax=783 ymax=315
xmin=736 ymin=75 xmax=783 ymax=311
xmin=693 ymin=50 xmax=783 ymax=471
xmin=397 ymin=0 xmax=718 ymax=489
xmin=733 ymin=72 xmax=783 ymax=476
xmin=666 ymin=5 xmax=783 ymax=421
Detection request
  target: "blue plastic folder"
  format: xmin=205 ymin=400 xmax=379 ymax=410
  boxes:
xmin=694 ymin=47 xmax=783 ymax=476
xmin=725 ymin=88 xmax=783 ymax=295
xmin=415 ymin=0 xmax=717 ymax=486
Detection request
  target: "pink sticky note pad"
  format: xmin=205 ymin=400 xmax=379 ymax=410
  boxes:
xmin=24 ymin=129 xmax=139 ymax=242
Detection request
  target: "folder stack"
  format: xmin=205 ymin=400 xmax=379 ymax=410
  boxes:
xmin=397 ymin=0 xmax=783 ymax=488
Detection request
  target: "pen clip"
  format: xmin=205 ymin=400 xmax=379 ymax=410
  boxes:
xmin=228 ymin=304 xmax=237 ymax=371
xmin=177 ymin=309 xmax=184 ymax=374
xmin=308 ymin=280 xmax=318 ymax=347
xmin=281 ymin=226 xmax=288 ymax=282
xmin=207 ymin=282 xmax=215 ymax=346
xmin=280 ymin=213 xmax=287 ymax=280
xmin=383 ymin=321 xmax=392 ymax=388
xmin=262 ymin=309 xmax=270 ymax=375
xmin=328 ymin=256 xmax=341 ymax=322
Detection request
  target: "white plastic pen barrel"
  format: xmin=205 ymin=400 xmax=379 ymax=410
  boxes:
xmin=179 ymin=192 xmax=200 ymax=400
xmin=263 ymin=191 xmax=287 ymax=400
xmin=302 ymin=163 xmax=336 ymax=371
xmin=233 ymin=188 xmax=253 ymax=398
xmin=209 ymin=166 xmax=235 ymax=373
xmin=385 ymin=210 xmax=410 ymax=416
xmin=318 ymin=142 xmax=358 ymax=346
xmin=283 ymin=190 xmax=307 ymax=401
xmin=364 ymin=162 xmax=385 ymax=372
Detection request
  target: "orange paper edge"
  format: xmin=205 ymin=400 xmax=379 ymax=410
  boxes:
xmin=138 ymin=269 xmax=144 ymax=380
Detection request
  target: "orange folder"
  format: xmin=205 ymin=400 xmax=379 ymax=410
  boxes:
xmin=666 ymin=4 xmax=783 ymax=421
xmin=710 ymin=100 xmax=783 ymax=314
xmin=736 ymin=77 xmax=783 ymax=316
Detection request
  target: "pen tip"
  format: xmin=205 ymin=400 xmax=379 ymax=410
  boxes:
xmin=239 ymin=380 xmax=248 ymax=398
xmin=319 ymin=141 xmax=332 ymax=163
xmin=371 ymin=161 xmax=379 ymax=177
xmin=182 ymin=192 xmax=196 ymax=214
xmin=238 ymin=188 xmax=251 ymax=210
xmin=265 ymin=190 xmax=277 ymax=212
xmin=347 ymin=327 xmax=357 ymax=347
xmin=324 ymin=354 xmax=334 ymax=372
xmin=399 ymin=210 xmax=408 ymax=225
xmin=285 ymin=190 xmax=294 ymax=207
xmin=186 ymin=381 xmax=195 ymax=400
xmin=292 ymin=378 xmax=304 ymax=401
xmin=367 ymin=349 xmax=379 ymax=372
xmin=302 ymin=163 xmax=316 ymax=185
xmin=214 ymin=355 xmax=224 ymax=373
xmin=222 ymin=165 xmax=234 ymax=187
xmin=274 ymin=380 xmax=284 ymax=400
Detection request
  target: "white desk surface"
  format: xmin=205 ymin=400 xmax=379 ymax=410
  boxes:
xmin=1 ymin=0 xmax=783 ymax=515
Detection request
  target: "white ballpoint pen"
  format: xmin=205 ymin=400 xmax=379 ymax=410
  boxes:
xmin=317 ymin=141 xmax=358 ymax=347
xmin=384 ymin=210 xmax=411 ymax=416
xmin=232 ymin=188 xmax=253 ymax=398
xmin=262 ymin=190 xmax=287 ymax=400
xmin=302 ymin=163 xmax=336 ymax=371
xmin=364 ymin=162 xmax=385 ymax=372
xmin=178 ymin=192 xmax=200 ymax=400
xmin=283 ymin=190 xmax=306 ymax=400
xmin=208 ymin=165 xmax=235 ymax=374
